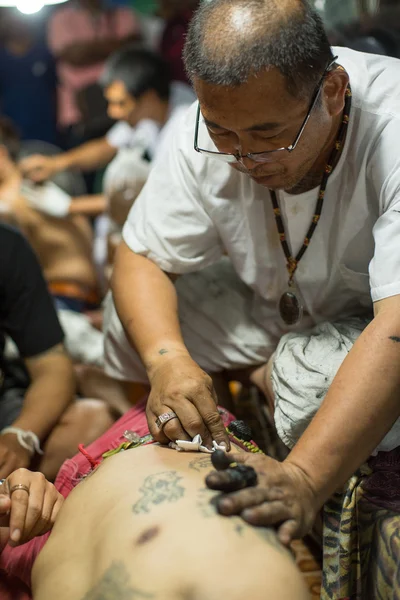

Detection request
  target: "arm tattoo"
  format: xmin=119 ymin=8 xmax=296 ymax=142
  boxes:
xmin=81 ymin=561 xmax=155 ymax=599
xmin=158 ymin=349 xmax=168 ymax=355
xmin=133 ymin=471 xmax=185 ymax=514
xmin=189 ymin=456 xmax=212 ymax=473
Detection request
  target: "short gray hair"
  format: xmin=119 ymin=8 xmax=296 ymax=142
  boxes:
xmin=183 ymin=0 xmax=334 ymax=97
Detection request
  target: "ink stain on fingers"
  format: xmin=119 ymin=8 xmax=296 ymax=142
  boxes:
xmin=135 ymin=526 xmax=160 ymax=546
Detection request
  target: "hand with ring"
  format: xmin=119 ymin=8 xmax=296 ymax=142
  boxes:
xmin=146 ymin=351 xmax=230 ymax=450
xmin=0 ymin=468 xmax=64 ymax=549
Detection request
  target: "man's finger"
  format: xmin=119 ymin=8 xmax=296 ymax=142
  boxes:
xmin=197 ymin=401 xmax=230 ymax=449
xmin=277 ymin=519 xmax=299 ymax=546
xmin=167 ymin=399 xmax=210 ymax=445
xmin=213 ymin=486 xmax=269 ymax=514
xmin=241 ymin=501 xmax=293 ymax=528
xmin=147 ymin=406 xmax=170 ymax=444
xmin=8 ymin=488 xmax=30 ymax=546
xmin=21 ymin=476 xmax=46 ymax=541
xmin=27 ymin=488 xmax=58 ymax=541
xmin=0 ymin=495 xmax=11 ymax=527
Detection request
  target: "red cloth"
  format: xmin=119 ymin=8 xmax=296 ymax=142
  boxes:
xmin=0 ymin=402 xmax=235 ymax=598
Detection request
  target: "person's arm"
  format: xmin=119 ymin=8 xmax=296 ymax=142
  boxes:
xmin=12 ymin=345 xmax=75 ymax=442
xmin=0 ymin=344 xmax=75 ymax=479
xmin=68 ymin=194 xmax=107 ymax=217
xmin=207 ymin=294 xmax=400 ymax=544
xmin=112 ymin=242 xmax=229 ymax=449
xmin=20 ymin=138 xmax=117 ymax=183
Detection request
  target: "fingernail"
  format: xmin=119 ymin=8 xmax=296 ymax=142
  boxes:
xmin=11 ymin=529 xmax=20 ymax=542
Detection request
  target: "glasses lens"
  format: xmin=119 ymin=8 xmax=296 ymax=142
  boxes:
xmin=249 ymin=149 xmax=287 ymax=163
xmin=196 ymin=149 xmax=237 ymax=163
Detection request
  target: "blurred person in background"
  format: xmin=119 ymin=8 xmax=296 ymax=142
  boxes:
xmin=20 ymin=46 xmax=195 ymax=218
xmin=0 ymin=8 xmax=57 ymax=145
xmin=48 ymin=0 xmax=141 ymax=149
xmin=158 ymin=0 xmax=199 ymax=84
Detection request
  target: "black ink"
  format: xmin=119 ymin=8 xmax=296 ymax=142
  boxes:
xmin=189 ymin=456 xmax=212 ymax=472
xmin=211 ymin=450 xmax=232 ymax=471
xmin=158 ymin=349 xmax=168 ymax=355
xmin=81 ymin=561 xmax=155 ymax=599
xmin=389 ymin=336 xmax=400 ymax=343
xmin=133 ymin=471 xmax=185 ymax=514
xmin=207 ymin=465 xmax=258 ymax=493
xmin=136 ymin=526 xmax=160 ymax=546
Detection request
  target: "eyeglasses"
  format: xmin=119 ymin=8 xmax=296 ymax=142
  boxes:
xmin=194 ymin=56 xmax=338 ymax=164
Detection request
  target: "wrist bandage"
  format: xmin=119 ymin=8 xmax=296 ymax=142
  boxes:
xmin=1 ymin=427 xmax=44 ymax=456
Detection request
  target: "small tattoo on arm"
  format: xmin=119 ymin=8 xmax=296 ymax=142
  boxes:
xmin=389 ymin=336 xmax=400 ymax=343
xmin=133 ymin=471 xmax=185 ymax=514
xmin=158 ymin=349 xmax=168 ymax=355
xmin=189 ymin=457 xmax=212 ymax=473
xmin=81 ymin=561 xmax=155 ymax=599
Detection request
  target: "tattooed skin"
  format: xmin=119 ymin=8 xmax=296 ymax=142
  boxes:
xmin=189 ymin=456 xmax=212 ymax=473
xmin=81 ymin=562 xmax=155 ymax=599
xmin=389 ymin=336 xmax=400 ymax=343
xmin=133 ymin=471 xmax=185 ymax=514
xmin=158 ymin=349 xmax=169 ymax=355
xmin=196 ymin=488 xmax=286 ymax=553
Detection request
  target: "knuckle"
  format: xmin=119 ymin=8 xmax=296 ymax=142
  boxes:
xmin=204 ymin=411 xmax=222 ymax=427
xmin=28 ymin=503 xmax=42 ymax=519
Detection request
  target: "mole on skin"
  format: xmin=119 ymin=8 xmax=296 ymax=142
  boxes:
xmin=135 ymin=525 xmax=160 ymax=546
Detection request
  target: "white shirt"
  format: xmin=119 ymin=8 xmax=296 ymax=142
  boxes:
xmin=123 ymin=48 xmax=400 ymax=329
xmin=106 ymin=81 xmax=195 ymax=159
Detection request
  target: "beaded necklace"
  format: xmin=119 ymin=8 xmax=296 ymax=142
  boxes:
xmin=271 ymin=83 xmax=352 ymax=326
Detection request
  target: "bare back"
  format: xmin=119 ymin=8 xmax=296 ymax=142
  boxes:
xmin=5 ymin=192 xmax=97 ymax=289
xmin=32 ymin=445 xmax=310 ymax=600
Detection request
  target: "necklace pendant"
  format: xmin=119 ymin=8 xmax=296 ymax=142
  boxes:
xmin=279 ymin=283 xmax=303 ymax=326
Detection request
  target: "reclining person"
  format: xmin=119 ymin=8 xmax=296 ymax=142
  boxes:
xmin=0 ymin=411 xmax=309 ymax=600
xmin=0 ymin=117 xmax=106 ymax=367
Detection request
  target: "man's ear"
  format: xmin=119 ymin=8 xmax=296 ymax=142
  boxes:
xmin=323 ymin=69 xmax=350 ymax=119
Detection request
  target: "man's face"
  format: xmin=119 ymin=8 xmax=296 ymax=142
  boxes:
xmin=104 ymin=81 xmax=139 ymax=126
xmin=194 ymin=68 xmax=334 ymax=191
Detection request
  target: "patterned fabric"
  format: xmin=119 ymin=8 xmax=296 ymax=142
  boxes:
xmin=322 ymin=453 xmax=400 ymax=600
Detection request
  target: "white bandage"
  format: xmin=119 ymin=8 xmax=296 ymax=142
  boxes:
xmin=103 ymin=149 xmax=150 ymax=201
xmin=1 ymin=427 xmax=44 ymax=456
xmin=22 ymin=180 xmax=72 ymax=218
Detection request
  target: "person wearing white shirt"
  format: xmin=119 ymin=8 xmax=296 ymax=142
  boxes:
xmin=106 ymin=0 xmax=400 ymax=544
xmin=19 ymin=46 xmax=195 ymax=217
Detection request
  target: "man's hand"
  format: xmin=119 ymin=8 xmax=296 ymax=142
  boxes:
xmin=19 ymin=154 xmax=62 ymax=183
xmin=146 ymin=353 xmax=230 ymax=449
xmin=0 ymin=435 xmax=31 ymax=480
xmin=0 ymin=468 xmax=64 ymax=549
xmin=206 ymin=453 xmax=319 ymax=545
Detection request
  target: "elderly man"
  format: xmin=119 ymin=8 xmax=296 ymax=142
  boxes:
xmin=104 ymin=0 xmax=400 ymax=543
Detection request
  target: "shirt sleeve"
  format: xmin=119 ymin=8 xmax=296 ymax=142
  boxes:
xmin=106 ymin=122 xmax=133 ymax=149
xmin=122 ymin=108 xmax=224 ymax=274
xmin=0 ymin=226 xmax=64 ymax=358
xmin=369 ymin=143 xmax=400 ymax=302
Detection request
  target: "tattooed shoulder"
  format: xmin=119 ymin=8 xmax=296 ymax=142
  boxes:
xmin=133 ymin=471 xmax=185 ymax=515
xmin=81 ymin=561 xmax=155 ymax=599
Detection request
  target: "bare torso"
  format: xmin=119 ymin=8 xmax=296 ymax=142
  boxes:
xmin=0 ymin=177 xmax=97 ymax=289
xmin=32 ymin=445 xmax=310 ymax=600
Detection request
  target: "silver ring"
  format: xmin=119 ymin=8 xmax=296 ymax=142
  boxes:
xmin=155 ymin=412 xmax=178 ymax=430
xmin=9 ymin=484 xmax=30 ymax=496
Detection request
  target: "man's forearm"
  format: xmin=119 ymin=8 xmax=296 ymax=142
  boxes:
xmin=112 ymin=243 xmax=188 ymax=375
xmin=287 ymin=309 xmax=400 ymax=505
xmin=11 ymin=361 xmax=75 ymax=441
xmin=57 ymin=139 xmax=116 ymax=173
xmin=69 ymin=194 xmax=106 ymax=217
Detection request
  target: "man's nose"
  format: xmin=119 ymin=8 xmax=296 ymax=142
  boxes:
xmin=237 ymin=154 xmax=259 ymax=171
